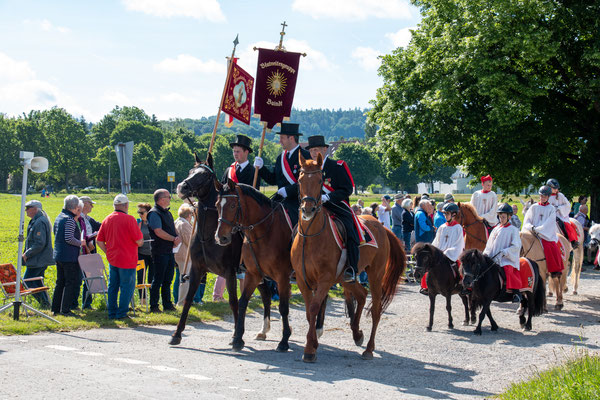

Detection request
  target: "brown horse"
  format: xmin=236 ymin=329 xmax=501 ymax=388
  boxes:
xmin=214 ymin=179 xmax=293 ymax=352
xmin=456 ymin=202 xmax=487 ymax=251
xmin=520 ymin=230 xmax=571 ymax=311
xmin=292 ymin=152 xmax=406 ymax=362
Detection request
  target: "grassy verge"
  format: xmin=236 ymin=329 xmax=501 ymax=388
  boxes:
xmin=497 ymin=352 xmax=600 ymax=400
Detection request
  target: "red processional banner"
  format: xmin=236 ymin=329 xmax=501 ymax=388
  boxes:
xmin=253 ymin=48 xmax=302 ymax=130
xmin=221 ymin=61 xmax=254 ymax=125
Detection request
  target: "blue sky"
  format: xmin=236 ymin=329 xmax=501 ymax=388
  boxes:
xmin=0 ymin=0 xmax=420 ymax=121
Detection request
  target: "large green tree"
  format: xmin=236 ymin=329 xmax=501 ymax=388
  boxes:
xmin=110 ymin=120 xmax=164 ymax=156
xmin=157 ymin=139 xmax=194 ymax=189
xmin=334 ymin=143 xmax=381 ymax=191
xmin=369 ymin=0 xmax=600 ymax=219
xmin=0 ymin=115 xmax=19 ymax=191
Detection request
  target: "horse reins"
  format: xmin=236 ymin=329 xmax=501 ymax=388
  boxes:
xmin=458 ymin=209 xmax=487 ymax=245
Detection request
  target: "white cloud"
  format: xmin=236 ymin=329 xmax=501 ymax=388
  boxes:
xmin=0 ymin=52 xmax=36 ymax=81
xmin=385 ymin=26 xmax=414 ymax=48
xmin=154 ymin=54 xmax=224 ymax=74
xmin=23 ymin=19 xmax=71 ymax=34
xmin=161 ymin=92 xmax=196 ymax=104
xmin=351 ymin=47 xmax=381 ymax=70
xmin=292 ymin=0 xmax=412 ymax=20
xmin=102 ymin=91 xmax=133 ymax=105
xmin=122 ymin=0 xmax=225 ymax=22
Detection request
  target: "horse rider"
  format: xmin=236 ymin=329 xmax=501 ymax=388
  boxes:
xmin=222 ymin=134 xmax=263 ymax=188
xmin=305 ymin=135 xmax=364 ymax=282
xmin=522 ymin=185 xmax=564 ymax=277
xmin=483 ymin=203 xmax=523 ymax=303
xmin=253 ymin=122 xmax=311 ymax=226
xmin=546 ymin=178 xmax=579 ymax=249
xmin=470 ymin=175 xmax=498 ymax=234
xmin=420 ymin=202 xmax=464 ymax=295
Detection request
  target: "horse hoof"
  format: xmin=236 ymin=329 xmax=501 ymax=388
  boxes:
xmin=361 ymin=351 xmax=374 ymax=360
xmin=232 ymin=340 xmax=245 ymax=352
xmin=255 ymin=333 xmax=267 ymax=341
xmin=354 ymin=332 xmax=364 ymax=347
xmin=573 ymin=291 xmax=578 ymax=295
xmin=555 ymin=304 xmax=564 ymax=311
xmin=169 ymin=335 xmax=181 ymax=346
xmin=473 ymin=329 xmax=482 ymax=336
xmin=316 ymin=328 xmax=323 ymax=339
xmin=426 ymin=326 xmax=432 ymax=332
xmin=302 ymin=353 xmax=317 ymax=363
xmin=276 ymin=343 xmax=289 ymax=352
xmin=462 ymin=320 xmax=469 ymax=326
xmin=471 ymin=318 xmax=477 ymax=324
xmin=491 ymin=326 xmax=498 ymax=332
xmin=448 ymin=324 xmax=454 ymax=330
xmin=525 ymin=325 xmax=532 ymax=331
xmin=547 ymin=292 xmax=553 ymax=297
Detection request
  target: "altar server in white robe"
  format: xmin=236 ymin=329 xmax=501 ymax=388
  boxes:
xmin=546 ymin=178 xmax=579 ymax=247
xmin=470 ymin=175 xmax=498 ymax=232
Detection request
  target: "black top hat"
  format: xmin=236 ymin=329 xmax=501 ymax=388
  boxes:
xmin=229 ymin=134 xmax=253 ymax=153
xmin=306 ymin=135 xmax=329 ymax=149
xmin=276 ymin=122 xmax=302 ymax=136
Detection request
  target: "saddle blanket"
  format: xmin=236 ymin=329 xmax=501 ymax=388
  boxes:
xmin=329 ymin=216 xmax=377 ymax=251
xmin=518 ymin=258 xmax=535 ymax=292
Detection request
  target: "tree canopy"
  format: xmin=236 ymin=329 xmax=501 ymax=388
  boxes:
xmin=368 ymin=0 xmax=600 ymax=218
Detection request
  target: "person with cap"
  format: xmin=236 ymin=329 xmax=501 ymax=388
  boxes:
xmin=377 ymin=195 xmax=392 ymax=229
xmin=22 ymin=200 xmax=53 ymax=308
xmin=433 ymin=202 xmax=446 ymax=230
xmin=484 ymin=203 xmax=523 ymax=302
xmin=522 ymin=185 xmax=564 ymax=277
xmin=470 ymin=175 xmax=498 ymax=233
xmin=222 ymin=134 xmax=265 ymax=188
xmin=444 ymin=193 xmax=455 ymax=203
xmin=76 ymin=196 xmax=102 ymax=309
xmin=52 ymin=195 xmax=86 ymax=316
xmin=97 ymin=194 xmax=144 ymax=319
xmin=546 ymin=178 xmax=579 ymax=249
xmin=304 ymin=135 xmax=364 ymax=282
xmin=147 ymin=189 xmax=181 ymax=312
xmin=391 ymin=194 xmax=404 ymax=240
xmin=252 ymin=122 xmax=311 ymax=225
xmin=420 ymin=202 xmax=464 ymax=295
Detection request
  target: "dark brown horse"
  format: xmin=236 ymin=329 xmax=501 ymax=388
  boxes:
xmin=292 ymin=153 xmax=406 ymax=362
xmin=170 ymin=153 xmax=272 ymax=347
xmin=456 ymin=202 xmax=487 ymax=251
xmin=214 ymin=179 xmax=293 ymax=352
xmin=412 ymin=243 xmax=474 ymax=331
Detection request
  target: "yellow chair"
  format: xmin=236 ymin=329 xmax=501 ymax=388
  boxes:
xmin=130 ymin=260 xmax=152 ymax=313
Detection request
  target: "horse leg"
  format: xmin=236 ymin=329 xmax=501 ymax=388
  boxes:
xmin=572 ymin=249 xmax=582 ymax=295
xmin=474 ymin=301 xmax=488 ymax=335
xmin=254 ymin=281 xmax=271 ymax=341
xmin=231 ymin=272 xmax=260 ymax=351
xmin=303 ymin=284 xmax=330 ymax=363
xmin=445 ymin=295 xmax=454 ymax=329
xmin=469 ymin=295 xmax=477 ymax=324
xmin=426 ymin=293 xmax=436 ymax=331
xmin=315 ymin=295 xmax=328 ymax=339
xmin=276 ymin=278 xmax=292 ymax=353
xmin=486 ymin=305 xmax=498 ymax=332
xmin=170 ymin=267 xmax=203 ymax=345
xmin=343 ymin=282 xmax=367 ymax=346
xmin=460 ymin=294 xmax=470 ymax=326
xmin=553 ymin=276 xmax=564 ymax=310
xmin=524 ymin=292 xmax=533 ymax=331
xmin=362 ymin=278 xmax=383 ymax=360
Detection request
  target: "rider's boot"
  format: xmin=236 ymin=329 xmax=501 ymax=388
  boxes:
xmin=512 ymin=290 xmax=522 ymax=303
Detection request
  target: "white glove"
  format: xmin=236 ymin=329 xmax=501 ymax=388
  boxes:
xmin=253 ymin=156 xmax=264 ymax=169
xmin=277 ymin=187 xmax=287 ymax=198
xmin=321 ymin=194 xmax=329 ymax=203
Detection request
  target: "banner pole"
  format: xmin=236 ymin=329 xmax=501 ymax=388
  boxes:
xmin=208 ymin=34 xmax=239 ymax=156
xmin=252 ymin=124 xmax=267 ymax=188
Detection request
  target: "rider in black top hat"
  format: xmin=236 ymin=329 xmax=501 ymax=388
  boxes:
xmin=253 ymin=123 xmax=311 ymax=226
xmin=306 ymin=135 xmax=363 ymax=282
xmin=222 ymin=134 xmax=266 ymax=189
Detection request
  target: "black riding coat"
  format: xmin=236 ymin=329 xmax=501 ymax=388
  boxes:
xmin=221 ymin=162 xmax=266 ymax=189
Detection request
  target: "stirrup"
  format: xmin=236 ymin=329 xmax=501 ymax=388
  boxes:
xmin=512 ymin=293 xmax=522 ymax=303
xmin=343 ymin=267 xmax=356 ymax=283
xmin=419 ymin=288 xmax=429 ymax=296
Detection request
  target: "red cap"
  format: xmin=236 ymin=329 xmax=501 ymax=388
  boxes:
xmin=481 ymin=175 xmax=493 ymax=183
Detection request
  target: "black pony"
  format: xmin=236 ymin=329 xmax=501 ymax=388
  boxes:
xmin=459 ymin=249 xmax=545 ymax=335
xmin=170 ymin=153 xmax=272 ymax=347
xmin=412 ymin=243 xmax=474 ymax=331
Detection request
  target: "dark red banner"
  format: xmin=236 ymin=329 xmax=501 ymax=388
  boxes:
xmin=221 ymin=62 xmax=254 ymax=125
xmin=253 ymin=48 xmax=302 ymax=129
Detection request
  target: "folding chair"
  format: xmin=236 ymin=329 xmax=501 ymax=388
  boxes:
xmin=0 ymin=263 xmax=50 ymax=316
xmin=131 ymin=259 xmax=151 ymax=314
xmin=78 ymin=254 xmax=108 ymax=310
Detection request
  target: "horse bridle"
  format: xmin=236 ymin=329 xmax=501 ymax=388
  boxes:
xmin=462 ymin=258 xmax=497 ymax=287
xmin=458 ymin=208 xmax=487 ymax=245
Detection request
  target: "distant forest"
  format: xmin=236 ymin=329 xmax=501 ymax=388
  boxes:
xmin=160 ymin=108 xmax=368 ymax=141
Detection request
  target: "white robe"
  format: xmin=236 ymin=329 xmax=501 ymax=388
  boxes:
xmin=470 ymin=190 xmax=498 ymax=226
xmin=431 ymin=223 xmax=464 ymax=262
xmin=484 ymin=224 xmax=521 ymax=269
xmin=522 ymin=203 xmax=557 ymax=242
xmin=548 ymin=192 xmax=571 ymax=222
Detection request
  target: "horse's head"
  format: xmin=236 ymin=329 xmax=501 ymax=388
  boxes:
xmin=178 ymin=152 xmax=216 ymax=200
xmin=298 ymin=152 xmax=323 ymax=221
xmin=459 ymin=249 xmax=486 ymax=289
xmin=411 ymin=242 xmax=433 ymax=281
xmin=214 ymin=178 xmax=241 ymax=246
xmin=589 ymin=223 xmax=600 ymax=250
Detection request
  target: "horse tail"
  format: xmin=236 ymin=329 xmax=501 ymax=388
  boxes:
xmin=530 ymin=259 xmax=546 ymax=316
xmin=379 ymin=228 xmax=407 ymax=312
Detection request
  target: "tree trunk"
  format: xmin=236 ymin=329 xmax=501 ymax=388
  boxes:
xmin=591 ymin=190 xmax=600 ymax=223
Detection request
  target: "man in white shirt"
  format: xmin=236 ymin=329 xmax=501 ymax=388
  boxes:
xmin=484 ymin=203 xmax=522 ymax=302
xmin=378 ymin=195 xmax=392 ymax=229
xmin=522 ymin=185 xmax=564 ymax=277
xmin=470 ymin=175 xmax=498 ymax=233
xmin=546 ymin=178 xmax=579 ymax=248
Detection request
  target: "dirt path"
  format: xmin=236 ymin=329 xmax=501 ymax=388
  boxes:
xmin=2 ymin=270 xmax=599 ymax=399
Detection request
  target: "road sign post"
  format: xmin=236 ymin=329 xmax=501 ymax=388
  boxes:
xmin=167 ymin=172 xmax=175 ymax=194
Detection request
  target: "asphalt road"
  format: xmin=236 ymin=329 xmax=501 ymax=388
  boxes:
xmin=2 ymin=269 xmax=600 ymax=400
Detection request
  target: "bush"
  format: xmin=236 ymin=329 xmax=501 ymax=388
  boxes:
xmin=368 ymin=184 xmax=382 ymax=194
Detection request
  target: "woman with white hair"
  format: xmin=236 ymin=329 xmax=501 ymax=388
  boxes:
xmin=173 ymin=203 xmax=205 ymax=305
xmin=401 ymin=198 xmax=415 ymax=251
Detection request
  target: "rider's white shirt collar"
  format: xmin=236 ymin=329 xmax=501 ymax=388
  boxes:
xmin=287 ymin=144 xmax=300 ymax=157
xmin=237 ymin=160 xmax=249 ymax=171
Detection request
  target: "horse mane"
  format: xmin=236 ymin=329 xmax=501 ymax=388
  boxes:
xmin=411 ymin=242 xmax=448 ymax=264
xmin=460 ymin=248 xmax=495 ymax=271
xmin=459 ymin=202 xmax=484 ymax=222
xmin=232 ymin=183 xmax=274 ymax=209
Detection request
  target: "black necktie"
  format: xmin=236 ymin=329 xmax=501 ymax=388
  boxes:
xmin=236 ymin=165 xmax=241 ymax=174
